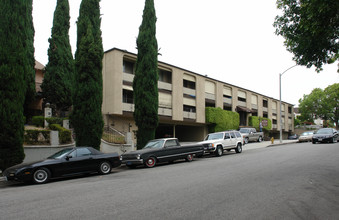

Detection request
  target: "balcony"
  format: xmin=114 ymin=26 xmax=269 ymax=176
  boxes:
xmin=158 ymin=81 xmax=172 ymax=91
xmin=123 ymin=72 xmax=134 ymax=82
xmin=158 ymin=107 xmax=172 ymax=117
xmin=122 ymin=103 xmax=134 ymax=112
xmin=183 ymin=87 xmax=196 ymax=96
xmin=238 ymin=100 xmax=246 ymax=107
xmin=183 ymin=111 xmax=196 ymax=120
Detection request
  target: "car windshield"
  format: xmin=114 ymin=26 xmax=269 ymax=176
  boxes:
xmin=143 ymin=140 xmax=165 ymax=149
xmin=48 ymin=148 xmax=74 ymax=159
xmin=205 ymin=133 xmax=224 ymax=140
xmin=239 ymin=128 xmax=250 ymax=133
xmin=315 ymin=129 xmax=332 ymax=134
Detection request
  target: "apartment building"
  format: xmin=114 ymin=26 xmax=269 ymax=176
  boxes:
xmin=102 ymin=48 xmax=294 ymax=142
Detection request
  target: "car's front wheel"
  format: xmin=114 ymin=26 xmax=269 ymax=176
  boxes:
xmin=215 ymin=146 xmax=223 ymax=157
xmin=258 ymin=136 xmax=263 ymax=142
xmin=33 ymin=168 xmax=50 ymax=184
xmin=99 ymin=161 xmax=112 ymax=174
xmin=235 ymin=143 xmax=242 ymax=153
xmin=244 ymin=138 xmax=249 ymax=144
xmin=145 ymin=157 xmax=156 ymax=168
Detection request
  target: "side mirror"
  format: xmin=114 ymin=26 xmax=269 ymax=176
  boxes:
xmin=66 ymin=155 xmax=73 ymax=161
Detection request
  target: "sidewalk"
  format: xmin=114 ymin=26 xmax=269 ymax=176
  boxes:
xmin=243 ymin=140 xmax=298 ymax=151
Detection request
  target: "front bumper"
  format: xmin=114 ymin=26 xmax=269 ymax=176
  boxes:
xmin=203 ymin=146 xmax=216 ymax=154
xmin=313 ymin=137 xmax=333 ymax=143
xmin=3 ymin=171 xmax=32 ymax=182
xmin=121 ymin=159 xmax=144 ymax=166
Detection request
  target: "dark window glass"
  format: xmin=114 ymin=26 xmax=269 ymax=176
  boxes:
xmin=183 ymin=80 xmax=196 ymax=89
xmin=123 ymin=89 xmax=133 ymax=104
xmin=123 ymin=60 xmax=134 ymax=74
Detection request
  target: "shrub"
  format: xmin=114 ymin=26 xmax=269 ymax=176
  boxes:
xmin=32 ymin=116 xmax=45 ymax=127
xmin=24 ymin=130 xmax=50 ymax=145
xmin=249 ymin=116 xmax=272 ymax=131
xmin=45 ymin=117 xmax=63 ymax=126
xmin=205 ymin=107 xmax=240 ymax=132
xmin=49 ymin=124 xmax=71 ymax=144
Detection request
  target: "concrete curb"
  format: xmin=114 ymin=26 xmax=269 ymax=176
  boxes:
xmin=266 ymin=140 xmax=298 ymax=147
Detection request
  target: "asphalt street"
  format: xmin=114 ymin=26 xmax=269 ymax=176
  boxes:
xmin=1 ymin=141 xmax=338 ymax=219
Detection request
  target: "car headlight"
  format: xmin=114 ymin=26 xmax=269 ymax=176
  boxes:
xmin=136 ymin=154 xmax=141 ymax=160
xmin=208 ymin=143 xmax=214 ymax=148
xmin=120 ymin=156 xmax=123 ymax=161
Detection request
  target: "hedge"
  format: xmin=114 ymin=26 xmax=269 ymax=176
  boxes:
xmin=248 ymin=116 xmax=272 ymax=131
xmin=205 ymin=107 xmax=240 ymax=132
xmin=45 ymin=117 xmax=63 ymax=126
xmin=49 ymin=124 xmax=72 ymax=144
xmin=32 ymin=116 xmax=45 ymax=127
xmin=24 ymin=130 xmax=50 ymax=145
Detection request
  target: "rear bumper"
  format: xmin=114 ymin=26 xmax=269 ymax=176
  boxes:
xmin=121 ymin=159 xmax=144 ymax=166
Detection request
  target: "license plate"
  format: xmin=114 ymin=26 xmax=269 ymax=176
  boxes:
xmin=127 ymin=162 xmax=132 ymax=165
xmin=318 ymin=139 xmax=322 ymax=141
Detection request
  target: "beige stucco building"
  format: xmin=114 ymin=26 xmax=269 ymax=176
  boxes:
xmin=102 ymin=48 xmax=294 ymax=142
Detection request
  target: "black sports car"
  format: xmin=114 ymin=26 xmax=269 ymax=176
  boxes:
xmin=312 ymin=128 xmax=338 ymax=144
xmin=3 ymin=147 xmax=121 ymax=184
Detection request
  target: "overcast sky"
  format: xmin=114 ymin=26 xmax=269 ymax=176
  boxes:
xmin=32 ymin=0 xmax=339 ymax=107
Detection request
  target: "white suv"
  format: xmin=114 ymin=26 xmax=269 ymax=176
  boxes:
xmin=199 ymin=130 xmax=243 ymax=156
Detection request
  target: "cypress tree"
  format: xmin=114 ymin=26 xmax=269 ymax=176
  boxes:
xmin=23 ymin=0 xmax=36 ymax=117
xmin=41 ymin=0 xmax=74 ymax=115
xmin=133 ymin=0 xmax=159 ymax=149
xmin=72 ymin=0 xmax=103 ymax=150
xmin=0 ymin=1 xmax=34 ymax=170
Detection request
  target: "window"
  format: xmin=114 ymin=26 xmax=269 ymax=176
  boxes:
xmin=238 ymin=91 xmax=246 ymax=102
xmin=183 ymin=105 xmax=196 ymax=113
xmin=159 ymin=69 xmax=172 ymax=83
xmin=183 ymin=80 xmax=195 ymax=89
xmin=205 ymin=101 xmax=215 ymax=108
xmin=263 ymin=113 xmax=268 ymax=118
xmin=288 ymin=106 xmax=292 ymax=114
xmin=123 ymin=89 xmax=133 ymax=104
xmin=273 ymin=119 xmax=277 ymax=125
xmin=165 ymin=139 xmax=179 ymax=147
xmin=263 ymin=99 xmax=268 ymax=108
xmin=223 ymin=86 xmax=232 ymax=99
xmin=224 ymin=133 xmax=230 ymax=139
xmin=76 ymin=148 xmax=92 ymax=157
xmin=123 ymin=60 xmax=134 ymax=74
xmin=235 ymin=132 xmax=241 ymax=138
xmin=205 ymin=81 xmax=215 ymax=94
xmin=230 ymin=132 xmax=236 ymax=138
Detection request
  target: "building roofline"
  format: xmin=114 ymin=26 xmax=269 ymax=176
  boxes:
xmin=104 ymin=47 xmax=294 ymax=106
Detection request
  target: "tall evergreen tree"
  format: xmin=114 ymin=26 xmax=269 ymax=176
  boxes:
xmin=133 ymin=0 xmax=158 ymax=149
xmin=23 ymin=0 xmax=36 ymax=117
xmin=72 ymin=0 xmax=103 ymax=150
xmin=0 ymin=1 xmax=34 ymax=170
xmin=41 ymin=0 xmax=74 ymax=115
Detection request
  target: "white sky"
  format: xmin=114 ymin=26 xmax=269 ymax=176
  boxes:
xmin=32 ymin=0 xmax=339 ymax=107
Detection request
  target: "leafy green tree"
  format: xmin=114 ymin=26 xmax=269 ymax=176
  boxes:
xmin=41 ymin=0 xmax=74 ymax=115
xmin=274 ymin=0 xmax=339 ymax=72
xmin=71 ymin=0 xmax=103 ymax=150
xmin=0 ymin=1 xmax=34 ymax=170
xmin=323 ymin=83 xmax=339 ymax=129
xmin=133 ymin=0 xmax=158 ymax=149
xmin=298 ymin=84 xmax=339 ymax=128
xmin=298 ymin=88 xmax=324 ymax=123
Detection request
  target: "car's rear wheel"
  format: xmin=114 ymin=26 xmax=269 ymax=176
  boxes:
xmin=235 ymin=143 xmax=242 ymax=153
xmin=215 ymin=146 xmax=223 ymax=157
xmin=33 ymin=168 xmax=50 ymax=184
xmin=99 ymin=161 xmax=111 ymax=174
xmin=145 ymin=157 xmax=156 ymax=168
xmin=186 ymin=154 xmax=193 ymax=162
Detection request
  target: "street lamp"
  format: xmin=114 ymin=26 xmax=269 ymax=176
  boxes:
xmin=279 ymin=64 xmax=297 ymax=143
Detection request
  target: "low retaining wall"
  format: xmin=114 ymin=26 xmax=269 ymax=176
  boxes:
xmin=23 ymin=143 xmax=75 ymax=163
xmin=100 ymin=139 xmax=134 ymax=155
